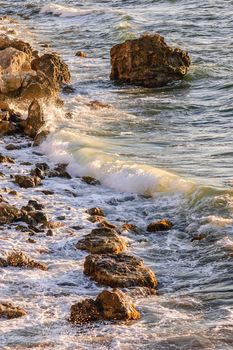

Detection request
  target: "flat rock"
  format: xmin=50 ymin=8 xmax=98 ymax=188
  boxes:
xmin=76 ymin=227 xmax=127 ymax=254
xmin=70 ymin=288 xmax=140 ymax=325
xmin=84 ymin=253 xmax=157 ymax=288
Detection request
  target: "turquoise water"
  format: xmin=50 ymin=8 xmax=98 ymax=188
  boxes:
xmin=1 ymin=1 xmax=233 ymax=349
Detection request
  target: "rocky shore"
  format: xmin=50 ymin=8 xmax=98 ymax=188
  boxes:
xmin=0 ymin=30 xmax=180 ymax=326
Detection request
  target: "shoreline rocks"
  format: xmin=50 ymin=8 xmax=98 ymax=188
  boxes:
xmin=110 ymin=34 xmax=191 ymax=88
xmin=0 ymin=302 xmax=27 ymax=319
xmin=84 ymin=253 xmax=157 ymax=289
xmin=70 ymin=289 xmax=140 ymax=325
xmin=147 ymin=219 xmax=173 ymax=233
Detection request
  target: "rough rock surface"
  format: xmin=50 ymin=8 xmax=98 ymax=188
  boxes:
xmin=70 ymin=289 xmax=140 ymax=325
xmin=76 ymin=227 xmax=127 ymax=254
xmin=84 ymin=253 xmax=157 ymax=288
xmin=110 ymin=34 xmax=190 ymax=87
xmin=14 ymin=174 xmax=41 ymax=188
xmin=22 ymin=99 xmax=44 ymax=138
xmin=86 ymin=207 xmax=105 ymax=217
xmin=0 ymin=202 xmax=21 ymax=224
xmin=6 ymin=251 xmax=48 ymax=270
xmin=147 ymin=219 xmax=173 ymax=232
xmin=0 ymin=302 xmax=27 ymax=319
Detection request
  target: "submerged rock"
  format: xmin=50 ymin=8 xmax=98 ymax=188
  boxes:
xmin=0 ymin=302 xmax=27 ymax=319
xmin=110 ymin=34 xmax=190 ymax=87
xmin=121 ymin=223 xmax=140 ymax=234
xmin=86 ymin=207 xmax=105 ymax=217
xmin=70 ymin=289 xmax=140 ymax=325
xmin=147 ymin=219 xmax=173 ymax=232
xmin=84 ymin=253 xmax=157 ymax=288
xmin=0 ymin=153 xmax=15 ymax=163
xmin=82 ymin=176 xmax=100 ymax=186
xmin=76 ymin=227 xmax=127 ymax=254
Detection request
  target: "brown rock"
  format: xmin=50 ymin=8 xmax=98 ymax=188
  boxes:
xmin=98 ymin=220 xmax=116 ymax=230
xmin=110 ymin=34 xmax=191 ymax=88
xmin=49 ymin=163 xmax=71 ymax=179
xmin=147 ymin=219 xmax=173 ymax=232
xmin=70 ymin=288 xmax=139 ymax=325
xmin=0 ymin=35 xmax=32 ymax=56
xmin=121 ymin=223 xmax=139 ymax=234
xmin=0 ymin=154 xmax=15 ymax=163
xmin=31 ymin=53 xmax=71 ymax=90
xmin=6 ymin=251 xmax=48 ymax=270
xmin=86 ymin=207 xmax=105 ymax=217
xmin=0 ymin=120 xmax=14 ymax=135
xmin=0 ymin=202 xmax=21 ymax=224
xmin=76 ymin=227 xmax=127 ymax=254
xmin=75 ymin=51 xmax=86 ymax=58
xmin=23 ymin=99 xmax=44 ymax=138
xmin=14 ymin=174 xmax=41 ymax=188
xmin=84 ymin=253 xmax=157 ymax=288
xmin=33 ymin=129 xmax=49 ymax=146
xmin=87 ymin=100 xmax=111 ymax=110
xmin=82 ymin=176 xmax=100 ymax=186
xmin=0 ymin=302 xmax=27 ymax=319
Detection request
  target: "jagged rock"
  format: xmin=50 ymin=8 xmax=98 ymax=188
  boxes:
xmin=110 ymin=34 xmax=191 ymax=87
xmin=0 ymin=121 xmax=15 ymax=135
xmin=76 ymin=227 xmax=126 ymax=254
xmin=82 ymin=176 xmax=100 ymax=186
xmin=70 ymin=289 xmax=140 ymax=325
xmin=86 ymin=207 xmax=105 ymax=217
xmin=0 ymin=154 xmax=15 ymax=163
xmin=6 ymin=251 xmax=48 ymax=270
xmin=48 ymin=163 xmax=70 ymax=179
xmin=33 ymin=129 xmax=49 ymax=146
xmin=0 ymin=302 xmax=27 ymax=319
xmin=31 ymin=53 xmax=71 ymax=90
xmin=84 ymin=253 xmax=157 ymax=288
xmin=0 ymin=202 xmax=21 ymax=224
xmin=97 ymin=220 xmax=116 ymax=230
xmin=121 ymin=223 xmax=139 ymax=233
xmin=14 ymin=175 xmax=41 ymax=188
xmin=0 ymin=35 xmax=32 ymax=56
xmin=23 ymin=99 xmax=44 ymax=138
xmin=147 ymin=219 xmax=173 ymax=232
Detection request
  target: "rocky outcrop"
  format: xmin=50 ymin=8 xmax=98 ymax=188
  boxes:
xmin=84 ymin=253 xmax=157 ymax=288
xmin=0 ymin=34 xmax=70 ymax=101
xmin=0 ymin=302 xmax=27 ymax=319
xmin=76 ymin=227 xmax=127 ymax=254
xmin=110 ymin=34 xmax=190 ymax=87
xmin=147 ymin=219 xmax=173 ymax=232
xmin=70 ymin=289 xmax=140 ymax=325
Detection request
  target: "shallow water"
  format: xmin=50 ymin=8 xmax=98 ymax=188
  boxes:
xmin=0 ymin=1 xmax=233 ymax=349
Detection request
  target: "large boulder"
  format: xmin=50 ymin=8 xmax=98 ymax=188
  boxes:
xmin=76 ymin=227 xmax=127 ymax=254
xmin=31 ymin=53 xmax=71 ymax=90
xmin=110 ymin=34 xmax=191 ymax=87
xmin=84 ymin=253 xmax=157 ymax=288
xmin=70 ymin=289 xmax=140 ymax=325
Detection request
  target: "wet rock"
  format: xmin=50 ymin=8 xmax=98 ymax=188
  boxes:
xmin=43 ymin=221 xmax=63 ymax=229
xmin=84 ymin=253 xmax=157 ymax=288
xmin=33 ymin=129 xmax=49 ymax=146
xmin=31 ymin=53 xmax=71 ymax=90
xmin=0 ymin=35 xmax=32 ymax=56
xmin=147 ymin=219 xmax=173 ymax=232
xmin=110 ymin=34 xmax=191 ymax=87
xmin=87 ymin=100 xmax=111 ymax=110
xmin=0 ymin=302 xmax=27 ymax=319
xmin=0 ymin=120 xmax=15 ymax=135
xmin=98 ymin=220 xmax=116 ymax=230
xmin=6 ymin=251 xmax=48 ymax=270
xmin=86 ymin=207 xmax=105 ymax=217
xmin=49 ymin=163 xmax=71 ymax=179
xmin=121 ymin=223 xmax=140 ymax=234
xmin=28 ymin=200 xmax=44 ymax=210
xmin=14 ymin=174 xmax=41 ymax=188
xmin=87 ymin=215 xmax=105 ymax=224
xmin=0 ymin=202 xmax=21 ymax=224
xmin=8 ymin=190 xmax=18 ymax=196
xmin=40 ymin=189 xmax=54 ymax=195
xmin=62 ymin=85 xmax=76 ymax=94
xmin=5 ymin=143 xmax=21 ymax=150
xmin=0 ymin=154 xmax=15 ymax=163
xmin=82 ymin=176 xmax=100 ymax=186
xmin=46 ymin=229 xmax=53 ymax=237
xmin=191 ymin=234 xmax=207 ymax=242
xmin=0 ymin=257 xmax=8 ymax=267
xmin=35 ymin=162 xmax=50 ymax=172
xmin=75 ymin=51 xmax=87 ymax=58
xmin=76 ymin=227 xmax=127 ymax=254
xmin=22 ymin=99 xmax=45 ymax=138
xmin=70 ymin=289 xmax=140 ymax=325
